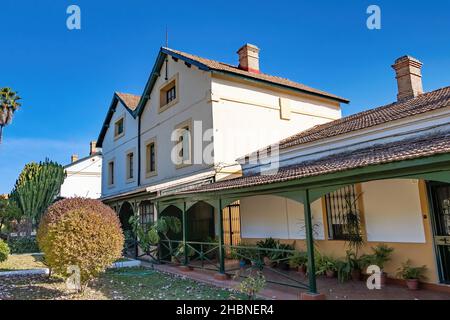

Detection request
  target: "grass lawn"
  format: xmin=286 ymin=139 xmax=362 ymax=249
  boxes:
xmin=0 ymin=267 xmax=244 ymax=300
xmin=0 ymin=254 xmax=46 ymax=272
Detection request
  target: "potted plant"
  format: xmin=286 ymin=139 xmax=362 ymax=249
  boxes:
xmin=174 ymin=243 xmax=195 ymax=264
xmin=288 ymin=251 xmax=308 ymax=277
xmin=256 ymin=237 xmax=278 ymax=266
xmin=396 ymin=260 xmax=427 ymax=290
xmin=316 ymin=255 xmax=338 ymax=278
xmin=336 ymin=250 xmax=362 ymax=282
xmin=269 ymin=242 xmax=295 ymax=270
xmin=361 ymin=244 xmax=394 ymax=285
xmin=232 ymin=243 xmax=260 ymax=268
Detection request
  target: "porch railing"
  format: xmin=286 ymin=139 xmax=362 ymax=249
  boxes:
xmin=224 ymin=244 xmax=310 ymax=290
xmin=155 ymin=240 xmax=310 ymax=290
xmin=159 ymin=239 xmax=221 ymax=272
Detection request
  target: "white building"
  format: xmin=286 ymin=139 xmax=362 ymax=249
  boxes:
xmin=96 ymin=44 xmax=347 ymax=241
xmin=60 ymin=141 xmax=102 ymax=199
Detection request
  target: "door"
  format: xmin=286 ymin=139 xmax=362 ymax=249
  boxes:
xmin=222 ymin=202 xmax=241 ymax=246
xmin=428 ymin=182 xmax=450 ymax=283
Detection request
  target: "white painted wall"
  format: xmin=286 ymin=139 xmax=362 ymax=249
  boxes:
xmin=240 ymin=195 xmax=325 ymax=240
xmin=139 ymin=57 xmax=214 ymax=187
xmin=211 ymin=76 xmax=342 ymax=168
xmin=101 ymin=101 xmax=138 ymax=198
xmin=60 ymin=154 xmax=102 ymax=199
xmin=239 ymin=179 xmax=426 ymax=243
xmin=361 ymin=179 xmax=426 ymax=243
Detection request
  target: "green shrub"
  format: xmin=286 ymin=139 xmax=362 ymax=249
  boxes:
xmin=37 ymin=198 xmax=124 ymax=289
xmin=0 ymin=239 xmax=10 ymax=262
xmin=7 ymin=236 xmax=39 ymax=254
xmin=396 ymin=260 xmax=427 ymax=280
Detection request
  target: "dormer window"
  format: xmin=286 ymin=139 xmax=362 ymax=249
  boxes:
xmin=159 ymin=74 xmax=179 ymax=112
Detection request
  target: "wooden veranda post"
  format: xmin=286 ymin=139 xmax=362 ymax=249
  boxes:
xmin=182 ymin=202 xmax=188 ymax=266
xmin=303 ymin=189 xmax=318 ymax=294
xmin=218 ymin=199 xmax=226 ymax=275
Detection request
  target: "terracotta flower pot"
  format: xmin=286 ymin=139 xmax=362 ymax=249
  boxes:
xmin=406 ymin=279 xmax=419 ymax=290
xmin=297 ymin=265 xmax=307 ymax=278
xmin=380 ymin=271 xmax=387 ymax=285
xmin=326 ymin=270 xmax=335 ymax=278
xmin=263 ymin=256 xmax=272 ymax=266
xmin=351 ymin=269 xmax=361 ymax=281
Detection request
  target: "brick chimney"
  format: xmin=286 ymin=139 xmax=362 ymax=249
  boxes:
xmin=237 ymin=44 xmax=260 ymax=73
xmin=89 ymin=140 xmax=97 ymax=155
xmin=392 ymin=55 xmax=423 ymax=101
xmin=71 ymin=154 xmax=79 ymax=163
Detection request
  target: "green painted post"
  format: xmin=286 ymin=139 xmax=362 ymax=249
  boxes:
xmin=182 ymin=202 xmax=188 ymax=266
xmin=217 ymin=199 xmax=225 ymax=274
xmin=303 ymin=189 xmax=318 ymax=294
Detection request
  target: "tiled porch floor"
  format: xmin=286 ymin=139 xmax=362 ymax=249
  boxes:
xmin=143 ymin=261 xmax=450 ymax=300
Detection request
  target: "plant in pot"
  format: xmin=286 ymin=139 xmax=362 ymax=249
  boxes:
xmin=288 ymin=251 xmax=308 ymax=277
xmin=256 ymin=237 xmax=279 ymax=267
xmin=174 ymin=242 xmax=195 ymax=264
xmin=361 ymin=244 xmax=394 ymax=285
xmin=336 ymin=250 xmax=362 ymax=282
xmin=316 ymin=255 xmax=338 ymax=278
xmin=396 ymin=260 xmax=427 ymax=290
xmin=269 ymin=242 xmax=295 ymax=270
xmin=232 ymin=243 xmax=261 ymax=268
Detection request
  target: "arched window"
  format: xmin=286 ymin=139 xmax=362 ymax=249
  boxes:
xmin=139 ymin=201 xmax=154 ymax=230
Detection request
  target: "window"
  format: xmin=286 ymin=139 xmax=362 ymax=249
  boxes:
xmin=114 ymin=117 xmax=124 ymax=138
xmin=126 ymin=152 xmax=134 ymax=181
xmin=139 ymin=201 xmax=154 ymax=231
xmin=108 ymin=161 xmax=115 ymax=186
xmin=145 ymin=139 xmax=157 ymax=177
xmin=159 ymin=74 xmax=179 ymax=112
xmin=174 ymin=120 xmax=192 ymax=168
xmin=324 ymin=185 xmax=361 ymax=240
xmin=166 ymin=85 xmax=176 ymax=104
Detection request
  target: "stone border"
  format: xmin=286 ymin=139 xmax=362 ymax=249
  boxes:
xmin=110 ymin=259 xmax=141 ymax=269
xmin=0 ymin=268 xmax=49 ymax=277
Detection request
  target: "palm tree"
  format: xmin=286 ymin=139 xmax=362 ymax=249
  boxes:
xmin=0 ymin=87 xmax=22 ymax=144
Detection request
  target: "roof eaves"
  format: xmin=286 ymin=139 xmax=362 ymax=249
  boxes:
xmin=136 ymin=48 xmax=212 ymax=116
xmin=210 ymin=69 xmax=350 ymax=104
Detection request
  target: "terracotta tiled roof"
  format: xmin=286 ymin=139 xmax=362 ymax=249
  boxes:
xmin=163 ymin=47 xmax=349 ymax=103
xmin=274 ymin=86 xmax=450 ymax=151
xmin=179 ymin=132 xmax=450 ymax=194
xmin=116 ymin=92 xmax=141 ymax=111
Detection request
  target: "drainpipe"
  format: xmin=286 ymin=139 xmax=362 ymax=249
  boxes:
xmin=137 ymin=113 xmax=141 ymax=186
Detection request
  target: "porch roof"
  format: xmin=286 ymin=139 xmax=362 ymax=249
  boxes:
xmin=158 ymin=132 xmax=450 ymax=201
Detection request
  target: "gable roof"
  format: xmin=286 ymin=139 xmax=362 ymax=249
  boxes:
xmin=135 ymin=47 xmax=349 ymax=115
xmin=244 ymin=85 xmax=450 ymax=158
xmin=96 ymin=92 xmax=141 ymax=148
xmin=116 ymin=92 xmax=140 ymax=111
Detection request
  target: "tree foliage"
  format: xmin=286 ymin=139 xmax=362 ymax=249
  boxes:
xmin=10 ymin=160 xmax=65 ymax=229
xmin=0 ymin=196 xmax=21 ymax=234
xmin=37 ymin=198 xmax=124 ymax=289
xmin=129 ymin=215 xmax=181 ymax=255
xmin=0 ymin=87 xmax=21 ymax=143
xmin=0 ymin=239 xmax=10 ymax=262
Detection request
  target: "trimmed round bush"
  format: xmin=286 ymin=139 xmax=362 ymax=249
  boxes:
xmin=0 ymin=239 xmax=10 ymax=262
xmin=37 ymin=198 xmax=124 ymax=287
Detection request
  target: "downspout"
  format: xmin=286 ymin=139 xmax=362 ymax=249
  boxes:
xmin=137 ymin=113 xmax=141 ymax=186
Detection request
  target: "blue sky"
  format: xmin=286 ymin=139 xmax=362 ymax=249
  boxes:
xmin=1 ymin=0 xmax=450 ymax=194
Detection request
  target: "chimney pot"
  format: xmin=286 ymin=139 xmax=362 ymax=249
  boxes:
xmin=90 ymin=141 xmax=97 ymax=155
xmin=71 ymin=154 xmax=79 ymax=163
xmin=392 ymin=55 xmax=423 ymax=101
xmin=237 ymin=43 xmax=260 ymax=73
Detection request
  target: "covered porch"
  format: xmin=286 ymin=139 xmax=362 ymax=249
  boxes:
xmin=153 ymin=133 xmax=450 ymax=298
